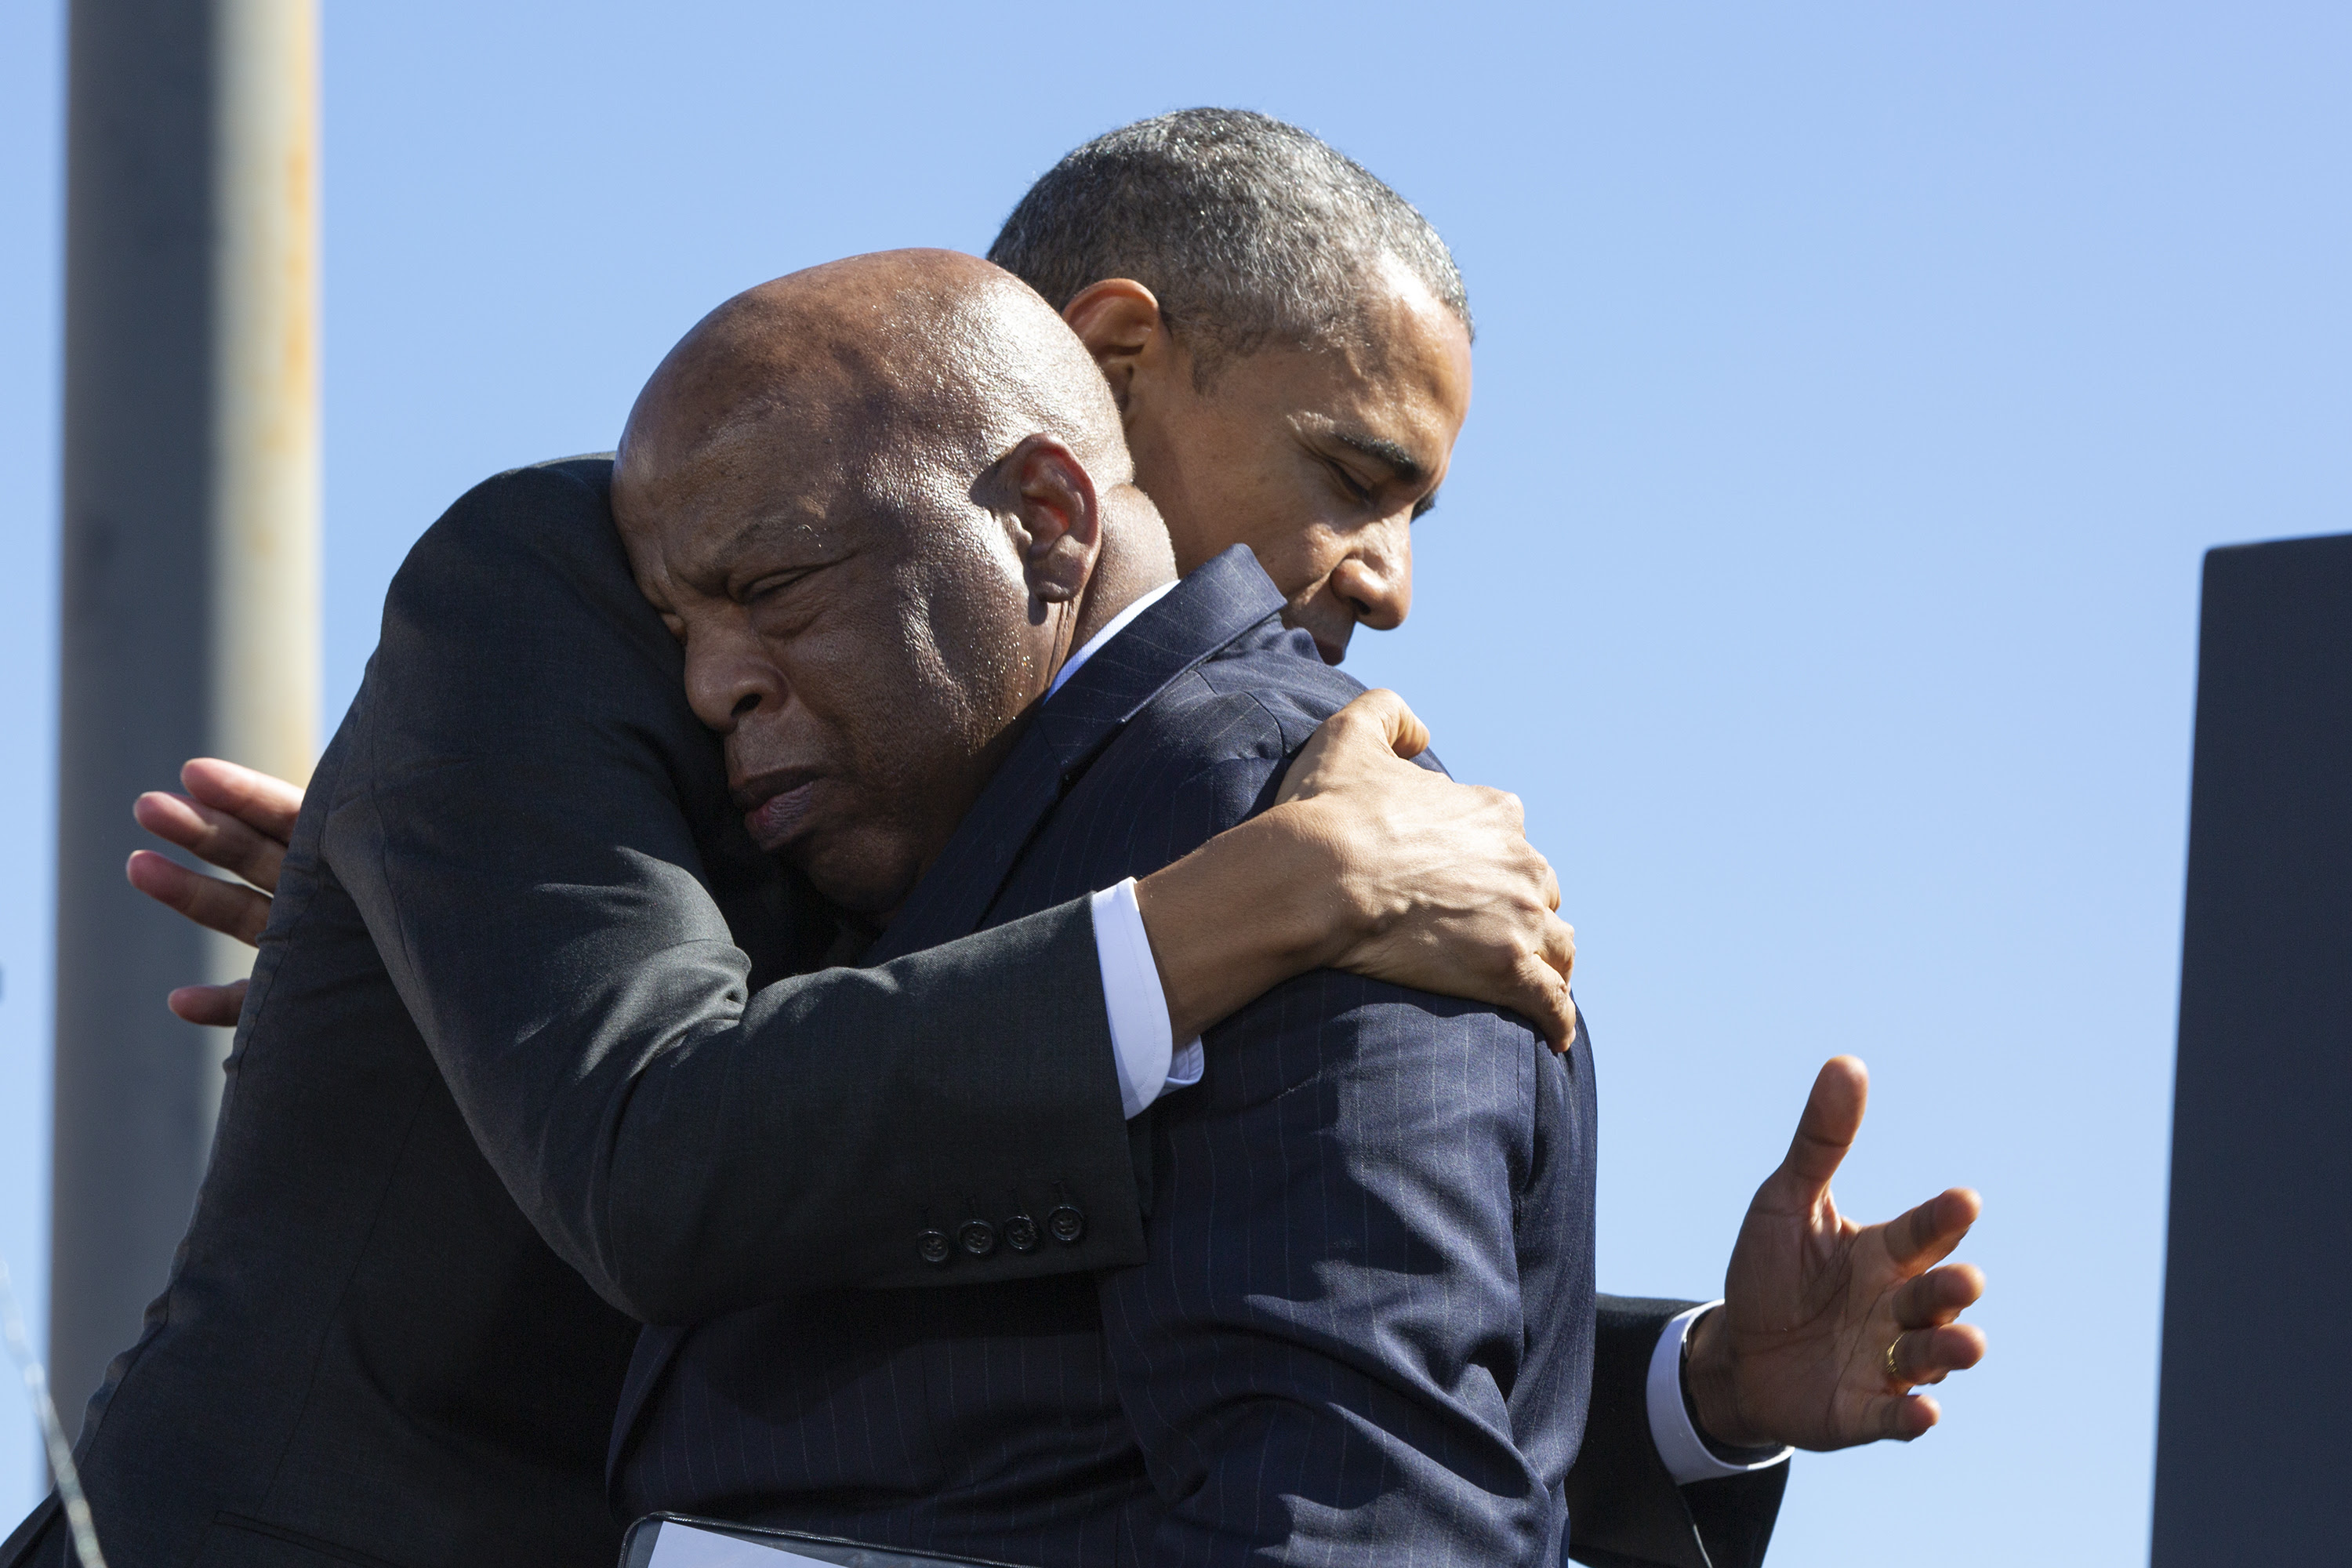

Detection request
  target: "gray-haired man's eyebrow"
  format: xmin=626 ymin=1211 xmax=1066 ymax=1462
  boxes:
xmin=1330 ymin=430 xmax=1428 ymax=489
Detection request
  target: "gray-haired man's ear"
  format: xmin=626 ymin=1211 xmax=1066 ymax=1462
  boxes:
xmin=1060 ymin=279 xmax=1165 ymax=411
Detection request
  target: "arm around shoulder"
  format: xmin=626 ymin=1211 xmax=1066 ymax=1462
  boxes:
xmin=322 ymin=460 xmax=1142 ymax=1319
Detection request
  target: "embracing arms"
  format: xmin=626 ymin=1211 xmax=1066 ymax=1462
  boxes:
xmin=129 ymin=463 xmax=1577 ymax=1323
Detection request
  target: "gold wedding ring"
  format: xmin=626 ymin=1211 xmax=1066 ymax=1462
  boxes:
xmin=1884 ymin=1335 xmax=1904 ymax=1385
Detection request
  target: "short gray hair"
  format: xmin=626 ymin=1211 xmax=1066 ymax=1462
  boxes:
xmin=988 ymin=108 xmax=1472 ymax=382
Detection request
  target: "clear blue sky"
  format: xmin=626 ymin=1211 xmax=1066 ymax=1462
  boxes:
xmin=4 ymin=2 xmax=2347 ymax=1560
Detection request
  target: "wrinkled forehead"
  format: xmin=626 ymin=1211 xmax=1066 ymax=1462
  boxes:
xmin=621 ymin=395 xmax=983 ymax=582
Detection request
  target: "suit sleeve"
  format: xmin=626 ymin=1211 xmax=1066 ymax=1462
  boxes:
xmin=322 ymin=463 xmax=1145 ymax=1321
xmin=1564 ymin=1297 xmax=1789 ymax=1568
xmin=1098 ymin=971 xmax=1584 ymax=1566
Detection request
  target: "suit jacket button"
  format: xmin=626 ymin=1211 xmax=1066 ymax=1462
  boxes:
xmin=1002 ymin=1214 xmax=1040 ymax=1253
xmin=957 ymin=1218 xmax=999 ymax=1258
xmin=1047 ymin=1203 xmax=1086 ymax=1245
xmin=917 ymin=1228 xmax=953 ymax=1266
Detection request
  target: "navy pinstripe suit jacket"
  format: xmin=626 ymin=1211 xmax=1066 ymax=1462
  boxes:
xmin=612 ymin=546 xmax=1598 ymax=1565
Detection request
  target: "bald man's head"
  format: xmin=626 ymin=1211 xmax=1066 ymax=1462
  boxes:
xmin=617 ymin=249 xmax=1129 ymax=511
xmin=612 ymin=249 xmax=1176 ymax=916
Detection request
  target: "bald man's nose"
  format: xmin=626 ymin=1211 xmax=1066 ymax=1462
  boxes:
xmin=684 ymin=633 xmax=782 ymax=734
xmin=1329 ymin=517 xmax=1413 ymax=633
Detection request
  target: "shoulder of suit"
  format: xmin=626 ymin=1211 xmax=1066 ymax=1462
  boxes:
xmin=1077 ymin=635 xmax=1367 ymax=826
xmin=455 ymin=452 xmax=616 ymax=531
xmin=1109 ymin=662 xmax=1328 ymax=777
xmin=1181 ymin=625 xmax=1369 ymax=752
xmin=372 ymin=453 xmax=683 ymax=689
xmin=391 ymin=454 xmax=624 ymax=589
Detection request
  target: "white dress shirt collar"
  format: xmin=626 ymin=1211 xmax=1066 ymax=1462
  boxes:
xmin=1046 ymin=581 xmax=1178 ymax=702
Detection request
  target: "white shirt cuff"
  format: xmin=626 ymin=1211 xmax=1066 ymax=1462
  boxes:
xmin=1091 ymin=879 xmax=1203 ymax=1119
xmin=1646 ymin=1302 xmax=1795 ymax=1486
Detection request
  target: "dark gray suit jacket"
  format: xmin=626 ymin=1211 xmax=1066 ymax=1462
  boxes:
xmin=2 ymin=459 xmax=1145 ymax=1568
xmin=3 ymin=469 xmax=1782 ymax=1568
xmin=615 ymin=547 xmax=1596 ymax=1564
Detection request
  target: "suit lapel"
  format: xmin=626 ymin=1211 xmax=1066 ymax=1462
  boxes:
xmin=865 ymin=546 xmax=1284 ymax=965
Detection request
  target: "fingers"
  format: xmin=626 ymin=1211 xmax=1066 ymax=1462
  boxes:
xmin=125 ymin=849 xmax=274 ymax=946
xmin=1540 ymin=913 xmax=1577 ymax=989
xmin=1776 ymin=1055 xmax=1868 ymax=1192
xmin=135 ymin=789 xmax=288 ymax=894
xmin=167 ymin=979 xmax=248 ymax=1028
xmin=1860 ymin=1391 xmax=1942 ymax=1443
xmin=1888 ymin=1321 xmax=1987 ymax=1388
xmin=1893 ymin=1261 xmax=1986 ymax=1331
xmin=1504 ymin=946 xmax=1579 ymax=1054
xmin=1493 ymin=909 xmax=1577 ymax=1051
xmin=180 ymin=757 xmax=303 ymax=845
xmin=1351 ymin=688 xmax=1432 ymax=761
xmin=1882 ymin=1187 xmax=1983 ymax=1273
xmin=1277 ymin=692 xmax=1430 ymax=807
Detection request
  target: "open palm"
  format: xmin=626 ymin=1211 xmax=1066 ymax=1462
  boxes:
xmin=1685 ymin=1056 xmax=1987 ymax=1451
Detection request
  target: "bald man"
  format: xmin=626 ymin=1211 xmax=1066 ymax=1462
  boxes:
xmin=607 ymin=246 xmax=1592 ymax=1565
xmin=5 ymin=285 xmax=1582 ymax=1568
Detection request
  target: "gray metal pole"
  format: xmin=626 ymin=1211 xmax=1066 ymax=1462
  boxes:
xmin=51 ymin=0 xmax=318 ymax=1435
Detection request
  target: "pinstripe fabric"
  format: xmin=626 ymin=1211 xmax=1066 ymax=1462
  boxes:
xmin=615 ymin=548 xmax=1596 ymax=1565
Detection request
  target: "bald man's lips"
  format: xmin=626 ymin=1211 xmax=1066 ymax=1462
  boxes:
xmin=734 ymin=770 xmax=822 ymax=853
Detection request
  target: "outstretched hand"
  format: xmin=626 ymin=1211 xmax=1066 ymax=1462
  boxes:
xmin=1683 ymin=1056 xmax=1986 ymax=1450
xmin=124 ymin=757 xmax=305 ymax=1025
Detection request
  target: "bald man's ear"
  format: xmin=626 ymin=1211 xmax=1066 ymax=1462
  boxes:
xmin=1062 ymin=279 xmax=1166 ymax=412
xmin=991 ymin=435 xmax=1102 ymax=609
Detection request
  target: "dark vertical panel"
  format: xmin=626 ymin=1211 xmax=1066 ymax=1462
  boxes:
xmin=2152 ymin=532 xmax=2352 ymax=1563
xmin=51 ymin=0 xmax=220 ymax=1432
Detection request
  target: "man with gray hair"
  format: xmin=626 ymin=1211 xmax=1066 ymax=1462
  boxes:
xmin=988 ymin=107 xmax=1468 ymax=666
xmin=993 ymin=107 xmax=1473 ymax=380
xmin=984 ymin=108 xmax=1988 ymax=1567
